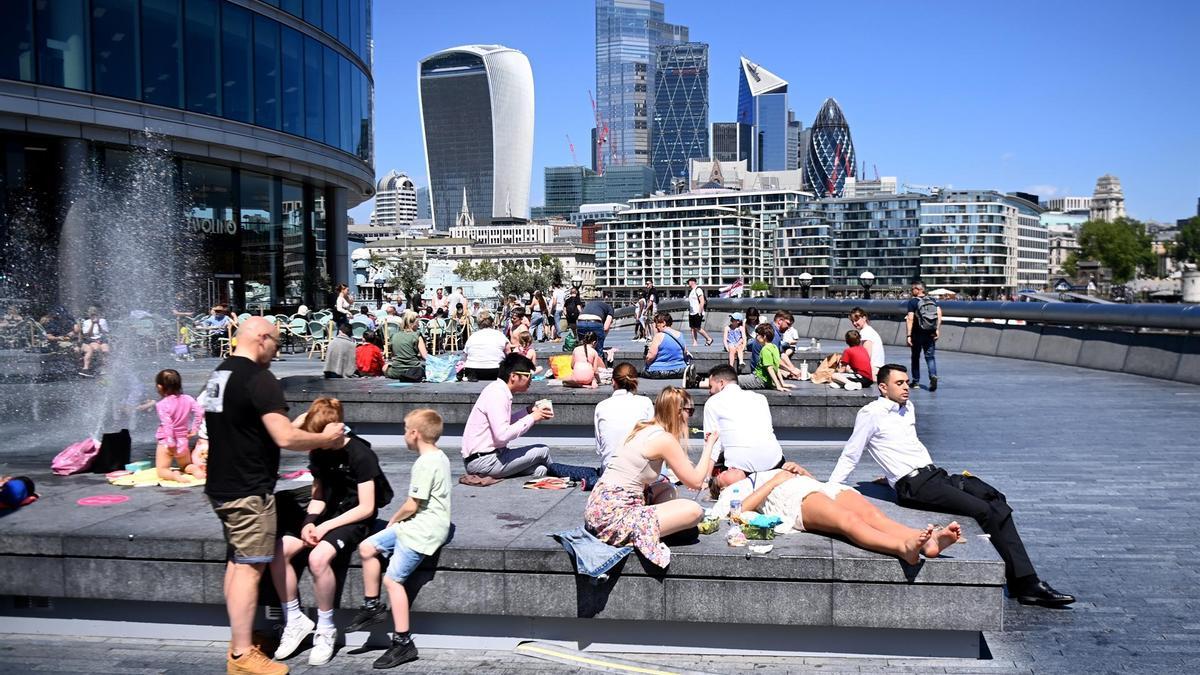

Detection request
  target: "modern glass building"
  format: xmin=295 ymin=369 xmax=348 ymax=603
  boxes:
xmin=595 ymin=0 xmax=687 ymax=168
xmin=650 ymin=42 xmax=708 ymax=192
xmin=804 ymin=98 xmax=856 ymax=198
xmin=0 ymin=0 xmax=374 ymax=310
xmin=736 ymin=56 xmax=790 ymax=172
xmin=544 ymin=166 xmax=597 ymax=218
xmin=419 ymin=44 xmax=533 ymax=232
xmin=712 ymin=122 xmax=751 ymax=163
xmin=542 ymin=164 xmax=653 ymax=218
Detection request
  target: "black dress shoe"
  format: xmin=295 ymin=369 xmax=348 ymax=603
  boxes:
xmin=1016 ymin=580 xmax=1075 ymax=607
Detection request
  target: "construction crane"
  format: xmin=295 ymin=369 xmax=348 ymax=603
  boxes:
xmin=588 ymin=89 xmax=609 ymax=175
xmin=566 ymin=134 xmax=578 ymax=166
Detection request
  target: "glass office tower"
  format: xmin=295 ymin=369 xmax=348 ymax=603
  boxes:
xmin=736 ymin=56 xmax=790 ymax=171
xmin=712 ymin=122 xmax=751 ymax=163
xmin=595 ymin=0 xmax=687 ymax=168
xmin=650 ymin=42 xmax=709 ymax=192
xmin=419 ymin=45 xmax=534 ymax=231
xmin=0 ymin=0 xmax=374 ymax=310
xmin=804 ymin=98 xmax=857 ymax=198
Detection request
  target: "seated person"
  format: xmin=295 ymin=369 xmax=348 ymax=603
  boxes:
xmin=547 ymin=362 xmax=655 ymax=486
xmin=461 ymin=353 xmax=555 ymax=478
xmin=507 ymin=308 xmax=531 ymax=348
xmin=642 ymin=311 xmax=690 ymax=379
xmin=513 ymin=331 xmax=541 ymax=375
xmin=272 ymin=398 xmax=392 ymax=666
xmin=723 ymin=313 xmax=747 ymax=371
xmin=39 ymin=309 xmax=78 ymax=349
xmin=831 ymin=329 xmax=873 ymax=390
xmin=460 ymin=311 xmax=508 ymax=381
xmin=565 ymin=330 xmax=606 ymax=388
xmin=704 ymin=365 xmax=786 ymax=489
xmin=741 ymin=323 xmax=792 ymax=391
xmin=385 ymin=311 xmax=429 ymax=382
xmin=584 ymin=387 xmax=716 ymax=568
xmin=323 ymin=322 xmax=357 ymax=379
xmin=356 ymin=305 xmax=377 ymax=330
xmin=720 ymin=462 xmax=962 ymax=565
xmin=79 ymin=306 xmax=110 ymax=376
xmin=356 ymin=330 xmax=386 ymax=377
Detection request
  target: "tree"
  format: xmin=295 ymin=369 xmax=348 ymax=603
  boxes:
xmin=749 ymin=280 xmax=771 ymax=294
xmin=1074 ymin=217 xmax=1156 ymax=283
xmin=1173 ymin=216 xmax=1200 ymax=266
xmin=457 ymin=255 xmax=564 ymax=300
xmin=389 ymin=256 xmax=427 ymax=307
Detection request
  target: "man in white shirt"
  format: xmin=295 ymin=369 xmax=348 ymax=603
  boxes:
xmin=829 ymin=364 xmax=1075 ymax=608
xmin=704 ymin=365 xmax=786 ymax=488
xmin=447 ymin=286 xmax=467 ymax=316
xmin=686 ymin=278 xmax=713 ymax=347
xmin=849 ymin=307 xmax=885 ymax=379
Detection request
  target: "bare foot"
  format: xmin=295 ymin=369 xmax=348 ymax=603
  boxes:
xmin=923 ymin=521 xmax=963 ymax=558
xmin=901 ymin=525 xmax=934 ymax=565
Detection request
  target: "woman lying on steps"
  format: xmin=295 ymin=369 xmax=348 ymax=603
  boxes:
xmin=732 ymin=462 xmax=963 ymax=565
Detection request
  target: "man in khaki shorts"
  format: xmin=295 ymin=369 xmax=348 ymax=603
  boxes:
xmin=203 ymin=317 xmax=343 ymax=675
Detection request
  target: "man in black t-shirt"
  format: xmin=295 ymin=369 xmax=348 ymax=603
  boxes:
xmin=564 ymin=287 xmax=584 ymax=333
xmin=904 ymin=281 xmax=943 ymax=391
xmin=203 ymin=317 xmax=344 ymax=674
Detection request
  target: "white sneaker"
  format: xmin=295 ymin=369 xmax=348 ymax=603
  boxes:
xmin=308 ymin=628 xmax=337 ymax=666
xmin=844 ymin=381 xmax=863 ymax=390
xmin=275 ymin=612 xmax=315 ymax=659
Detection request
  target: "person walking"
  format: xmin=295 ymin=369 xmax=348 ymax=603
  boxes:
xmin=686 ymin=278 xmax=713 ymax=347
xmin=905 ymin=282 xmax=942 ymax=391
xmin=332 ymin=283 xmax=353 ymax=330
xmin=827 ymin=364 xmax=1075 ymax=608
xmin=203 ymin=317 xmax=345 ymax=675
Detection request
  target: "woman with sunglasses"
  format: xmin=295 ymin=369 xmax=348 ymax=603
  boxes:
xmin=584 ymin=386 xmax=716 ymax=568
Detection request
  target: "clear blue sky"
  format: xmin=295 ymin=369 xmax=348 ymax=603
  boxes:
xmin=351 ymin=0 xmax=1200 ymax=224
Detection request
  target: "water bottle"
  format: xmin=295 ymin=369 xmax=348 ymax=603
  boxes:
xmin=809 ymin=336 xmax=816 ymax=350
xmin=799 ymin=360 xmax=810 ymax=381
xmin=729 ymin=486 xmax=743 ymax=520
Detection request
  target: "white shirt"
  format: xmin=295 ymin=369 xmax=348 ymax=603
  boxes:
xmin=447 ymin=292 xmax=467 ymax=314
xmin=81 ymin=318 xmax=109 ymax=340
xmin=702 ymin=384 xmax=784 ymax=472
xmin=828 ymin=397 xmax=934 ymax=488
xmin=462 ymin=328 xmax=508 ymax=369
xmin=782 ymin=327 xmax=799 ymax=346
xmin=593 ymin=389 xmax=655 ymax=468
xmin=688 ymin=287 xmax=704 ymax=314
xmin=858 ymin=324 xmax=886 ymax=377
xmin=552 ymin=288 xmax=566 ymax=311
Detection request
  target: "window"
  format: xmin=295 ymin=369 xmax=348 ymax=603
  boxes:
xmin=240 ymin=170 xmax=280 ymax=308
xmin=36 ymin=0 xmax=89 ymax=90
xmin=338 ymin=56 xmax=351 ymax=152
xmin=221 ymin=3 xmax=252 ymax=123
xmin=0 ymin=0 xmax=34 ymax=82
xmin=252 ymin=15 xmax=280 ymax=129
xmin=184 ymin=0 xmax=220 ymax=115
xmin=337 ymin=0 xmax=351 ymax=45
xmin=91 ymin=0 xmax=138 ymax=99
xmin=303 ymin=35 xmax=324 ymax=141
xmin=322 ymin=44 xmax=339 ymax=146
xmin=280 ymin=27 xmax=304 ymax=135
xmin=140 ymin=0 xmax=182 ymax=106
xmin=322 ymin=0 xmax=337 ymax=35
xmin=303 ymin=0 xmax=321 ymax=26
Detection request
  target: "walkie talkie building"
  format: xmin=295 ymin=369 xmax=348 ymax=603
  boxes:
xmin=804 ymin=98 xmax=856 ymax=198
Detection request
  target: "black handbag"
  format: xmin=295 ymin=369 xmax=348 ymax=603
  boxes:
xmin=92 ymin=429 xmax=132 ymax=473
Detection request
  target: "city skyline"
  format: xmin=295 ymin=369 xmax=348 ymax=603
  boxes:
xmin=356 ymin=0 xmax=1200 ymax=225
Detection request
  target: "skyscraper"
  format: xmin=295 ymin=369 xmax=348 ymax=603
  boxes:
xmin=371 ymin=170 xmax=418 ymax=228
xmin=737 ymin=56 xmax=790 ymax=171
xmin=595 ymin=0 xmax=688 ymax=168
xmin=804 ymin=98 xmax=857 ymax=198
xmin=419 ymin=45 xmax=534 ymax=231
xmin=651 ymin=42 xmax=709 ymax=192
xmin=712 ymin=122 xmax=751 ymax=163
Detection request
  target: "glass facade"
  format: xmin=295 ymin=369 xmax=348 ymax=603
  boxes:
xmin=595 ymin=0 xmax=687 ymax=168
xmin=420 ymin=51 xmax=493 ymax=231
xmin=650 ymin=42 xmax=708 ymax=192
xmin=0 ymin=0 xmax=372 ymax=163
xmin=804 ymin=98 xmax=857 ymax=198
xmin=544 ymin=166 xmax=595 ymax=218
xmin=712 ymin=122 xmax=750 ymax=163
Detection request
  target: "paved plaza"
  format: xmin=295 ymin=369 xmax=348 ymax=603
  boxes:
xmin=1 ymin=338 xmax=1198 ymax=673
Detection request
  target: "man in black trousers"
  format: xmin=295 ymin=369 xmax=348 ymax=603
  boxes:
xmin=828 ymin=363 xmax=1074 ymax=607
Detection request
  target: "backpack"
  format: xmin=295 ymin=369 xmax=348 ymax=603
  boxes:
xmin=561 ymin=328 xmax=578 ymax=352
xmin=916 ymin=297 xmax=939 ymax=332
xmin=52 ymin=438 xmax=99 ymax=475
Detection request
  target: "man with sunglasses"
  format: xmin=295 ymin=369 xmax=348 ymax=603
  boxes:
xmin=461 ymin=353 xmax=556 ymax=478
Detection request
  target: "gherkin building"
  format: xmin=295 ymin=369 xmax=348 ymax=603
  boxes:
xmin=804 ymin=98 xmax=856 ymax=198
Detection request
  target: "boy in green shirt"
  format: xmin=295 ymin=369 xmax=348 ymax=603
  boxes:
xmin=349 ymin=409 xmax=452 ymax=669
xmin=744 ymin=323 xmax=793 ymax=391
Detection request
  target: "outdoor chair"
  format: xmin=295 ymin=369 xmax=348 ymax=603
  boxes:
xmin=306 ymin=320 xmax=330 ymax=359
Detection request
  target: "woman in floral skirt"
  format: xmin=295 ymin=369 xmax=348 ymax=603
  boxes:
xmin=583 ymin=386 xmax=716 ymax=568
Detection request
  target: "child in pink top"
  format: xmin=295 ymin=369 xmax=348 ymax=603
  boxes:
xmin=153 ymin=369 xmax=205 ymax=481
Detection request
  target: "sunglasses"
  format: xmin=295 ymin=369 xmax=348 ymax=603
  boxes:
xmin=512 ymin=371 xmax=532 ymax=378
xmin=682 ymin=406 xmax=695 ymax=415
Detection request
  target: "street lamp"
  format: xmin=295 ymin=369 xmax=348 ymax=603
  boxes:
xmin=798 ymin=272 xmax=813 ymax=299
xmin=571 ymin=274 xmax=583 ymax=291
xmin=858 ymin=271 xmax=876 ymax=299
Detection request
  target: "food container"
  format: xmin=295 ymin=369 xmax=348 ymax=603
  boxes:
xmin=698 ymin=516 xmax=720 ymax=535
xmin=740 ymin=524 xmax=776 ymax=540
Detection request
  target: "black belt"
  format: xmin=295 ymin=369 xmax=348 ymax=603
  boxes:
xmin=900 ymin=464 xmax=937 ymax=481
xmin=463 ymin=451 xmax=493 ymax=464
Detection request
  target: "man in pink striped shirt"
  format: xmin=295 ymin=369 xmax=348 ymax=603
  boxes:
xmin=462 ymin=353 xmax=555 ymax=478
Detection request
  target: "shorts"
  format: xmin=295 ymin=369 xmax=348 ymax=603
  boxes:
xmin=364 ymin=526 xmax=427 ymax=583
xmin=688 ymin=313 xmax=704 ymax=330
xmin=211 ymin=494 xmax=277 ymax=564
xmin=275 ymin=490 xmax=375 ymax=555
